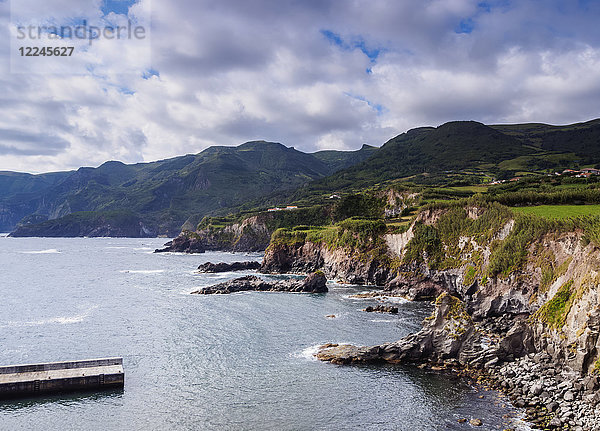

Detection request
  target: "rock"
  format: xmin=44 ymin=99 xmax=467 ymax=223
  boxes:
xmin=191 ymin=272 xmax=328 ymax=294
xmin=302 ymin=271 xmax=328 ymax=292
xmin=325 ymin=315 xmax=336 ymax=319
xmin=548 ymin=416 xmax=562 ymax=428
xmin=546 ymin=401 xmax=559 ymax=412
xmin=457 ymin=418 xmax=467 ymax=423
xmin=564 ymin=391 xmax=575 ymax=401
xmin=155 ymin=234 xmax=205 ymax=253
xmin=362 ymin=305 xmax=398 ymax=314
xmin=384 ymin=272 xmax=447 ymax=300
xmin=530 ymin=382 xmax=544 ymax=396
xmin=260 ymin=241 xmax=391 ymax=285
xmin=197 ymin=261 xmax=261 ymax=272
xmin=317 ymin=293 xmax=482 ymax=365
xmin=469 ymin=418 xmax=483 ymax=426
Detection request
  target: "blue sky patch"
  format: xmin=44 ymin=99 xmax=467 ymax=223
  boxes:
xmin=455 ymin=18 xmax=475 ymax=34
xmin=345 ymin=92 xmax=386 ymax=115
xmin=321 ymin=30 xmax=383 ymax=62
xmin=143 ymin=69 xmax=160 ymax=80
xmin=102 ymin=0 xmax=136 ymax=16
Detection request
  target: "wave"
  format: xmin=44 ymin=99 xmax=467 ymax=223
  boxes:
xmin=0 ymin=306 xmax=98 ymax=328
xmin=295 ymin=344 xmax=322 ymax=361
xmin=120 ymin=269 xmax=165 ymax=274
xmin=379 ymin=296 xmax=409 ymax=304
xmin=369 ymin=319 xmax=396 ymax=323
xmin=20 ymin=249 xmax=61 ymax=254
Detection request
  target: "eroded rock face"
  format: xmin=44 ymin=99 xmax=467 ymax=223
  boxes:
xmin=197 ymin=261 xmax=261 ymax=273
xmin=260 ymin=242 xmax=391 ymax=285
xmin=155 ymin=235 xmax=205 ymax=253
xmin=384 ymin=270 xmax=451 ymax=301
xmin=316 ymin=293 xmax=482 ymax=365
xmin=191 ymin=272 xmax=328 ymax=295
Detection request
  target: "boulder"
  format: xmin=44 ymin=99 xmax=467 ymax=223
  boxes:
xmin=192 ymin=272 xmax=328 ymax=295
xmin=197 ymin=261 xmax=261 ymax=273
xmin=363 ymin=305 xmax=399 ymax=314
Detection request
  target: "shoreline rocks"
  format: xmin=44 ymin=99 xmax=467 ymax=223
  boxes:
xmin=155 ymin=235 xmax=205 ymax=253
xmin=192 ymin=272 xmax=328 ymax=295
xmin=197 ymin=261 xmax=261 ymax=273
xmin=362 ymin=305 xmax=398 ymax=314
xmin=315 ymin=292 xmax=600 ymax=429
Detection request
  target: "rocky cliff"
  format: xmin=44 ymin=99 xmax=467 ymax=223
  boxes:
xmin=156 ymin=213 xmax=273 ymax=253
xmin=261 ymin=202 xmax=600 ymax=429
xmin=9 ymin=210 xmax=156 ymax=238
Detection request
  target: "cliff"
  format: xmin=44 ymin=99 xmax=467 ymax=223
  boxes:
xmin=156 ymin=213 xmax=274 ymax=253
xmin=260 ymin=219 xmax=393 ymax=285
xmin=8 ymin=210 xmax=156 ymax=238
xmin=261 ymin=201 xmax=600 ymax=428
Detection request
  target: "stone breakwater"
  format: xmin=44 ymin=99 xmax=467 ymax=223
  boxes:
xmin=191 ymin=272 xmax=327 ymax=295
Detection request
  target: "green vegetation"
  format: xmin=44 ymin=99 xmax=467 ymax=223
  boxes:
xmin=2 ymin=141 xmax=375 ymax=236
xmin=9 ymin=210 xmax=145 ymax=237
xmin=7 ymin=118 xmax=600 ymax=239
xmin=270 ymin=218 xmax=387 ymax=255
xmin=534 ymin=280 xmax=575 ymax=329
xmin=513 ymin=205 xmax=600 ymax=219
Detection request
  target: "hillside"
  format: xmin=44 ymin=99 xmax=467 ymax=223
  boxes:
xmin=5 ymin=118 xmax=600 ymax=238
xmin=2 ymin=141 xmax=374 ymax=236
xmin=280 ymin=119 xmax=600 ymax=204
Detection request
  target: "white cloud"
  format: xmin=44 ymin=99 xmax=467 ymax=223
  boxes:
xmin=0 ymin=0 xmax=599 ymax=173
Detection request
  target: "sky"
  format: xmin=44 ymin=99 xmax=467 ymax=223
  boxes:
xmin=1 ymin=0 xmax=599 ymax=173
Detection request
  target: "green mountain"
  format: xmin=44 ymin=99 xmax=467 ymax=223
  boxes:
xmin=5 ymin=119 xmax=600 ymax=237
xmin=2 ymin=141 xmax=375 ymax=236
xmin=292 ymin=119 xmax=600 ymax=199
xmin=313 ymin=144 xmax=378 ymax=172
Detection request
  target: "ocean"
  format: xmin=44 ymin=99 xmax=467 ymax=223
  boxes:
xmin=0 ymin=237 xmax=529 ymax=430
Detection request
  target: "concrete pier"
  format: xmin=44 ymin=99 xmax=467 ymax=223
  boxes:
xmin=0 ymin=357 xmax=124 ymax=399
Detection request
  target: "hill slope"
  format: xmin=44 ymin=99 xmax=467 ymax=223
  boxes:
xmin=2 ymin=141 xmax=374 ymax=236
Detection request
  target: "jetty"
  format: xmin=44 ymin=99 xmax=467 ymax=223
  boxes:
xmin=0 ymin=357 xmax=124 ymax=399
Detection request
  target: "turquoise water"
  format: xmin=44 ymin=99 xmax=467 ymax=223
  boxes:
xmin=0 ymin=237 xmax=528 ymax=430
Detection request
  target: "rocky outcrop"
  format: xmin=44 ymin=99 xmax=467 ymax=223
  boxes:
xmin=155 ymin=234 xmax=205 ymax=253
xmin=317 ymin=293 xmax=481 ymax=365
xmin=192 ymin=272 xmax=327 ymax=294
xmin=362 ymin=305 xmax=398 ymax=314
xmin=384 ymin=269 xmax=449 ymax=300
xmin=157 ymin=214 xmax=274 ymax=253
xmin=260 ymin=241 xmax=391 ymax=285
xmin=197 ymin=261 xmax=261 ymax=272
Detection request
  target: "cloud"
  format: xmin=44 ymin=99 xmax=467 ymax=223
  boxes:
xmin=0 ymin=0 xmax=599 ymax=173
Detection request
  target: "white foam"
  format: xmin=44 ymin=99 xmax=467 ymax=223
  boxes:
xmin=120 ymin=269 xmax=165 ymax=274
xmin=295 ymin=344 xmax=322 ymax=361
xmin=0 ymin=306 xmax=98 ymax=328
xmin=378 ymin=296 xmax=409 ymax=304
xmin=133 ymin=247 xmax=154 ymax=251
xmin=20 ymin=249 xmax=61 ymax=254
xmin=369 ymin=319 xmax=396 ymax=323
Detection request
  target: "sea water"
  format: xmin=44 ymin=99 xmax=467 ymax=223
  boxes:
xmin=0 ymin=237 xmax=530 ymax=430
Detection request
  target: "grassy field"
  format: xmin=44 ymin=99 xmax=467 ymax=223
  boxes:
xmin=446 ymin=185 xmax=489 ymax=193
xmin=512 ymin=205 xmax=600 ymax=219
